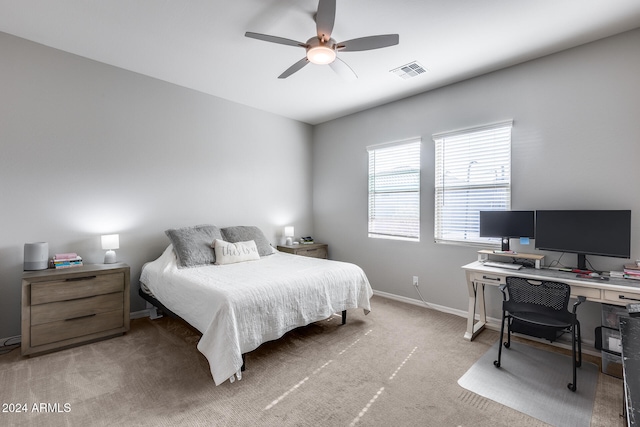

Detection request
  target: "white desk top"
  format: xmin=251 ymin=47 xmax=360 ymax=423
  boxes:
xmin=463 ymin=261 xmax=640 ymax=294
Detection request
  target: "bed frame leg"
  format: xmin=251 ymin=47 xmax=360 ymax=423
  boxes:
xmin=342 ymin=310 xmax=346 ymax=325
xmin=241 ymin=354 xmax=246 ymax=372
xmin=146 ymin=303 xmax=163 ymax=320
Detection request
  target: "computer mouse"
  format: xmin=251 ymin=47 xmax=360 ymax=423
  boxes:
xmin=589 ymin=272 xmax=599 ymax=277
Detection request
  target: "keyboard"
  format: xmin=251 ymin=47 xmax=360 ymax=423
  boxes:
xmin=483 ymin=261 xmax=523 ymax=270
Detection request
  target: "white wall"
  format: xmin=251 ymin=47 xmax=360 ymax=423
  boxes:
xmin=0 ymin=32 xmax=313 ymax=338
xmin=312 ymin=28 xmax=640 ymax=342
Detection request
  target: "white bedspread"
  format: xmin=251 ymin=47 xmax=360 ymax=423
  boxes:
xmin=140 ymin=246 xmax=373 ymax=385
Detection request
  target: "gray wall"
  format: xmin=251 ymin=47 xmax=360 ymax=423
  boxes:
xmin=312 ymin=28 xmax=640 ymax=343
xmin=0 ymin=32 xmax=313 ymax=338
xmin=3 ymin=27 xmax=640 ymax=345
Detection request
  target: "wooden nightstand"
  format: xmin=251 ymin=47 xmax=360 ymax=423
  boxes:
xmin=277 ymin=243 xmax=328 ymax=259
xmin=21 ymin=263 xmax=130 ymax=356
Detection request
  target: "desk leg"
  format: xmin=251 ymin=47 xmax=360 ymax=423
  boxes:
xmin=464 ymin=275 xmax=487 ymax=341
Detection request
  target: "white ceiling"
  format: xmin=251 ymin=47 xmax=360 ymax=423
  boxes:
xmin=2 ymin=0 xmax=640 ymax=125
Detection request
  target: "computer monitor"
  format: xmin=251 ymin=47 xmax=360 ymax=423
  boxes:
xmin=535 ymin=210 xmax=631 ymax=270
xmin=479 ymin=210 xmax=535 ymax=251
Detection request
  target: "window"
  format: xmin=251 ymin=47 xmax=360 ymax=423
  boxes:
xmin=433 ymin=120 xmax=512 ymax=246
xmin=367 ymin=138 xmax=421 ymax=241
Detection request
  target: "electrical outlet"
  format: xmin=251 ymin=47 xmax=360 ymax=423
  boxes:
xmin=413 ymin=276 xmax=419 ymax=287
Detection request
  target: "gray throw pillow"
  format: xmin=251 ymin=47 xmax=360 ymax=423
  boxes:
xmin=221 ymin=226 xmax=273 ymax=257
xmin=165 ymin=224 xmax=223 ymax=268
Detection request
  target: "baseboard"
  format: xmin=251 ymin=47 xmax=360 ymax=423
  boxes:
xmin=372 ymin=290 xmax=600 ymax=357
xmin=130 ymin=309 xmax=151 ymax=319
xmin=373 ymin=289 xmax=471 ymax=319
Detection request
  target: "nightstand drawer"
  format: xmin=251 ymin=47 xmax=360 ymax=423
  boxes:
xmin=31 ymin=309 xmax=124 ymax=347
xmin=31 ymin=272 xmax=124 ymax=305
xmin=31 ymin=292 xmax=124 ymax=326
xmin=296 ymin=247 xmax=328 ymax=259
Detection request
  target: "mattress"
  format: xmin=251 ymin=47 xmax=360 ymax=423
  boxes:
xmin=140 ymin=245 xmax=373 ymax=385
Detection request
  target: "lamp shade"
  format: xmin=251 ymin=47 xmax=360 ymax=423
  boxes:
xmin=284 ymin=226 xmax=294 ymax=245
xmin=101 ymin=234 xmax=120 ymax=250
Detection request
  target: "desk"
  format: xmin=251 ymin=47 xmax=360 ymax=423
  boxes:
xmin=620 ymin=316 xmax=640 ymax=426
xmin=462 ymin=261 xmax=640 ymax=341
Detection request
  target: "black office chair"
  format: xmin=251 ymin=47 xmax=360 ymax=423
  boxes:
xmin=493 ymin=276 xmax=586 ymax=392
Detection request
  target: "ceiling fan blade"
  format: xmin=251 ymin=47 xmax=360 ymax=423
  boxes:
xmin=329 ymin=57 xmax=357 ymax=81
xmin=278 ymin=58 xmax=310 ymax=79
xmin=316 ymin=0 xmax=336 ymax=40
xmin=337 ymin=34 xmax=399 ymax=52
xmin=245 ymin=32 xmax=306 ymax=48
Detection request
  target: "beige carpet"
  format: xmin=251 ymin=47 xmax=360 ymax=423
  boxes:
xmin=0 ymin=296 xmax=625 ymax=426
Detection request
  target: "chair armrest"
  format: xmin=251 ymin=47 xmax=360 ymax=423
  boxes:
xmin=573 ymin=295 xmax=587 ymax=314
xmin=498 ymin=283 xmax=507 ymax=300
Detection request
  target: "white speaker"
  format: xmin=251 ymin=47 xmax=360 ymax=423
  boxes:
xmin=24 ymin=242 xmax=49 ymax=271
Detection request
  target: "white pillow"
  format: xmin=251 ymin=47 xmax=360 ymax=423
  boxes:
xmin=212 ymin=239 xmax=260 ymax=265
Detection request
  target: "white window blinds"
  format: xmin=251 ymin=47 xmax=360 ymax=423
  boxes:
xmin=433 ymin=121 xmax=512 ymax=245
xmin=367 ymin=138 xmax=421 ymax=241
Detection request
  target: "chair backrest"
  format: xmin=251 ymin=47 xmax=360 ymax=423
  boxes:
xmin=505 ymin=276 xmax=571 ymax=311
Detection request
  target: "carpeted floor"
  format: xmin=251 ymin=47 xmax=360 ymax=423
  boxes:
xmin=0 ymin=296 xmax=625 ymax=426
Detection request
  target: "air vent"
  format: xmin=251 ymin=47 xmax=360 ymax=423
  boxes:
xmin=390 ymin=61 xmax=427 ymax=79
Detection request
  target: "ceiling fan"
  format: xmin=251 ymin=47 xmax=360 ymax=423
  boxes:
xmin=245 ymin=0 xmax=399 ymax=80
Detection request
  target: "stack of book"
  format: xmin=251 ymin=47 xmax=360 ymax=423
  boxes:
xmin=623 ymin=264 xmax=640 ymax=280
xmin=52 ymin=253 xmax=83 ymax=269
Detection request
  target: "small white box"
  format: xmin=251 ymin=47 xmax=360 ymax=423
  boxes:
xmin=608 ymin=336 xmax=622 ymax=353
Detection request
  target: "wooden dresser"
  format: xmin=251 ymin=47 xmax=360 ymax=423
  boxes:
xmin=21 ymin=263 xmax=130 ymax=356
xmin=277 ymin=243 xmax=328 ymax=259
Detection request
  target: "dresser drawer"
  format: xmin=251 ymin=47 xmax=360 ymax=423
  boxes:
xmin=31 ymin=292 xmax=124 ymax=326
xmin=31 ymin=272 xmax=124 ymax=305
xmin=31 ymin=309 xmax=124 ymax=347
xmin=22 ymin=263 xmax=130 ymax=356
xmin=296 ymin=246 xmax=328 ymax=259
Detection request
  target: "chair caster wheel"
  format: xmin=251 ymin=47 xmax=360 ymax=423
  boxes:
xmin=493 ymin=360 xmax=500 ymax=368
xmin=503 ymin=342 xmax=510 ymax=348
xmin=567 ymin=383 xmax=576 ymax=392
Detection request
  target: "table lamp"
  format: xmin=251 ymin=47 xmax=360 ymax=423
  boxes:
xmin=101 ymin=234 xmax=119 ymax=264
xmin=284 ymin=226 xmax=294 ymax=245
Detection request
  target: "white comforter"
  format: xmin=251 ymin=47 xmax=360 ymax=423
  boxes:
xmin=140 ymin=246 xmax=373 ymax=385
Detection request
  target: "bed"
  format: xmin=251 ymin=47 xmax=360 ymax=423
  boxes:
xmin=139 ymin=225 xmax=373 ymax=385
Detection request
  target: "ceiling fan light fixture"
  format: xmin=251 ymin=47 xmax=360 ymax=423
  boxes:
xmin=307 ymin=45 xmax=336 ymax=64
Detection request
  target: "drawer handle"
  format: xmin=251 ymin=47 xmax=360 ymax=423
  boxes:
xmin=65 ymin=276 xmax=97 ymax=282
xmin=65 ymin=313 xmax=96 ymax=321
xmin=306 ymin=248 xmax=318 ymax=252
xmin=482 ymin=275 xmax=501 ymax=282
xmin=618 ymin=295 xmax=640 ymax=302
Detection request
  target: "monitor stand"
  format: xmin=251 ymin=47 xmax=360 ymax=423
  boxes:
xmin=577 ymin=253 xmax=587 ymax=271
xmin=501 ymin=237 xmax=510 ymax=251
